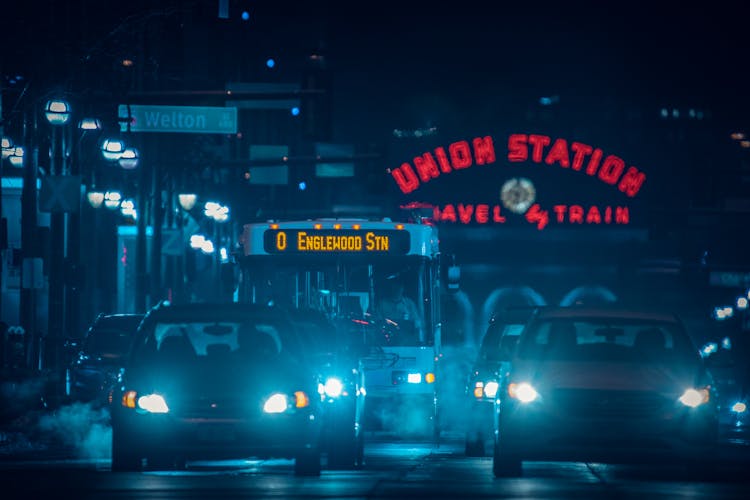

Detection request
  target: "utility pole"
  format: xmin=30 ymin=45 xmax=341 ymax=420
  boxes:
xmin=20 ymin=108 xmax=39 ymax=370
xmin=0 ymin=68 xmax=5 ymax=328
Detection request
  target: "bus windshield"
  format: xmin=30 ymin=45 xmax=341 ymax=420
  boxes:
xmin=240 ymin=258 xmax=433 ymax=347
xmin=239 ymin=219 xmax=442 ymax=351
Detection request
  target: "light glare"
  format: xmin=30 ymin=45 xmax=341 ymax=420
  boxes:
xmin=263 ymin=393 xmax=288 ymax=413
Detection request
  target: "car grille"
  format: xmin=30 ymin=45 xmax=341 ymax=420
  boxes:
xmin=173 ymin=396 xmax=256 ymax=419
xmin=551 ymin=389 xmax=669 ymax=419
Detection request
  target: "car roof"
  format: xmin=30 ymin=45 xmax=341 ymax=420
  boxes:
xmin=143 ymin=302 xmax=286 ymax=322
xmin=531 ymin=305 xmax=681 ymax=323
xmin=92 ymin=313 xmax=144 ymax=328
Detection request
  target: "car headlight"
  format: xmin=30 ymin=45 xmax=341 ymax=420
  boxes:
xmin=324 ymin=377 xmax=344 ymax=398
xmin=263 ymin=393 xmax=289 ymax=413
xmin=508 ymin=382 xmax=538 ymax=403
xmin=136 ymin=394 xmax=169 ymax=414
xmin=679 ymin=388 xmax=710 ymax=408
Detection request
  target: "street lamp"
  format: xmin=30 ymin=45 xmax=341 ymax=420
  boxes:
xmin=44 ymin=99 xmax=71 ymax=126
xmin=101 ymin=138 xmax=125 ymax=161
xmin=45 ymin=97 xmax=71 ymax=380
xmin=86 ymin=190 xmax=105 ymax=208
xmin=104 ymin=190 xmax=122 ymax=210
xmin=178 ymin=193 xmax=197 ymax=211
xmin=8 ymin=146 xmax=24 ymax=168
xmin=78 ymin=118 xmax=102 ymax=131
xmin=118 ymin=147 xmax=139 ymax=170
xmin=1 ymin=136 xmax=13 ymax=159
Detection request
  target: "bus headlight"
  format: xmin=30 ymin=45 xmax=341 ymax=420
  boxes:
xmin=324 ymin=377 xmax=344 ymax=398
xmin=483 ymin=381 xmax=499 ymax=398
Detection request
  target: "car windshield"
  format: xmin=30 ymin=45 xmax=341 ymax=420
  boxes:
xmin=132 ymin=319 xmax=301 ymax=367
xmin=85 ymin=329 xmax=134 ymax=359
xmin=84 ymin=316 xmax=142 ymax=359
xmin=480 ymin=323 xmax=524 ymax=362
xmin=516 ymin=317 xmax=697 ymax=363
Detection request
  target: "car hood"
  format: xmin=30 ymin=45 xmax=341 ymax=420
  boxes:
xmin=511 ymin=360 xmax=703 ymax=394
xmin=126 ymin=359 xmax=314 ymax=399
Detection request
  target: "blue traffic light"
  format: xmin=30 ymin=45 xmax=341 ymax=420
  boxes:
xmin=266 ymin=58 xmax=275 ymax=69
xmin=291 ymin=107 xmax=300 ymax=116
xmin=241 ymin=11 xmax=250 ymax=21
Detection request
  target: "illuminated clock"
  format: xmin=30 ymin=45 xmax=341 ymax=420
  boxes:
xmin=500 ymin=177 xmax=536 ymax=214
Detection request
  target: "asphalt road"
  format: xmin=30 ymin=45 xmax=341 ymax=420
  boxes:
xmin=1 ymin=433 xmax=749 ymax=500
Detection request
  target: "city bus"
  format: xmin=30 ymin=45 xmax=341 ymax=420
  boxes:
xmin=238 ymin=218 xmax=443 ymax=439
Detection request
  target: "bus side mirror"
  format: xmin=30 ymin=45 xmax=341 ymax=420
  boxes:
xmin=447 ymin=265 xmax=460 ymax=292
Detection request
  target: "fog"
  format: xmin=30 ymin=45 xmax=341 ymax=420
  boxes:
xmin=37 ymin=402 xmax=111 ymax=460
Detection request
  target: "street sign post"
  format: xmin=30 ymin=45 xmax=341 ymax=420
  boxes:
xmin=118 ymin=105 xmax=237 ymax=134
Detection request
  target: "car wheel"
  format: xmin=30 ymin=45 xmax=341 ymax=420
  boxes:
xmin=465 ymin=434 xmax=485 ymax=457
xmin=492 ymin=441 xmax=521 ymax=478
xmin=294 ymin=445 xmax=321 ymax=476
xmin=146 ymin=452 xmax=175 ymax=470
xmin=111 ymin=429 xmax=142 ymax=472
xmin=328 ymin=432 xmax=358 ymax=470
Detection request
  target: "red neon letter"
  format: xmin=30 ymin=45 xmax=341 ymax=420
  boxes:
xmin=544 ymin=138 xmax=570 ymax=168
xmin=615 ymin=207 xmax=630 ymax=224
xmin=570 ymin=142 xmax=593 ymax=171
xmin=441 ymin=204 xmax=457 ymax=223
xmin=434 ymin=147 xmax=453 ymax=173
xmin=585 ymin=149 xmax=603 ymax=176
xmin=618 ymin=167 xmax=646 ymax=197
xmin=525 ymin=204 xmax=549 ymax=230
xmin=586 ymin=206 xmax=602 ymax=224
xmin=493 ymin=205 xmax=506 ymax=223
xmin=391 ymin=164 xmax=420 ymax=194
xmin=507 ymin=134 xmax=528 ymax=162
xmin=472 ymin=136 xmax=496 ymax=165
xmin=528 ymin=135 xmax=551 ymax=163
xmin=449 ymin=141 xmax=472 ymax=169
xmin=553 ymin=205 xmax=567 ymax=223
xmin=413 ymin=152 xmax=441 ymax=182
xmin=604 ymin=207 xmax=612 ymax=224
xmin=598 ymin=155 xmax=625 ymax=185
xmin=476 ymin=204 xmax=489 ymax=223
xmin=458 ymin=204 xmax=474 ymax=224
xmin=569 ymin=205 xmax=584 ymax=224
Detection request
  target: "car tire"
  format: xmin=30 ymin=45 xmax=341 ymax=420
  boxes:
xmin=294 ymin=446 xmax=321 ymax=476
xmin=146 ymin=452 xmax=175 ymax=470
xmin=492 ymin=441 xmax=522 ymax=478
xmin=465 ymin=435 xmax=485 ymax=457
xmin=111 ymin=429 xmax=141 ymax=472
xmin=328 ymin=432 xmax=358 ymax=470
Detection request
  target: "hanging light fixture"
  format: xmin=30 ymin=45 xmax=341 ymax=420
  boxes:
xmin=45 ymin=99 xmax=72 ymax=126
xmin=118 ymin=147 xmax=139 ymax=169
xmin=178 ymin=193 xmax=198 ymax=211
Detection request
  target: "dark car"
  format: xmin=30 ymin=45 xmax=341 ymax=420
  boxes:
xmin=110 ymin=302 xmax=323 ymax=475
xmin=285 ymin=308 xmax=366 ymax=469
xmin=492 ymin=306 xmax=720 ymax=478
xmin=464 ymin=307 xmax=530 ymax=456
xmin=698 ymin=334 xmax=749 ymax=438
xmin=67 ymin=313 xmax=144 ymax=405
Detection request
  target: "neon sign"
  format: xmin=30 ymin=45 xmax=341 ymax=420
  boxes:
xmin=390 ymin=133 xmax=646 ymax=198
xmin=263 ymin=230 xmax=410 ymax=254
xmin=392 ymin=132 xmax=648 ymax=230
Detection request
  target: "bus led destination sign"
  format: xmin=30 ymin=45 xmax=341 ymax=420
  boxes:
xmin=263 ymin=230 xmax=410 ymax=254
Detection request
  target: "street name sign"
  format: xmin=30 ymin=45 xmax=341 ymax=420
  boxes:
xmin=118 ymin=105 xmax=237 ymax=134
